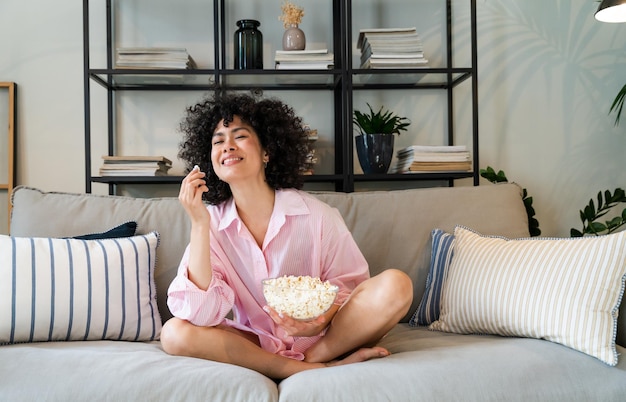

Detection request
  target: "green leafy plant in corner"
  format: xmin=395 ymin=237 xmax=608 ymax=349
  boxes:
xmin=353 ymin=103 xmax=410 ymax=136
xmin=570 ymin=188 xmax=626 ymax=237
xmin=480 ymin=166 xmax=541 ymax=236
xmin=609 ymin=84 xmax=626 ymax=126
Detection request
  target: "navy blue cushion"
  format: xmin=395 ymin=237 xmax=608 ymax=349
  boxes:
xmin=409 ymin=229 xmax=455 ymax=326
xmin=72 ymin=221 xmax=137 ymax=240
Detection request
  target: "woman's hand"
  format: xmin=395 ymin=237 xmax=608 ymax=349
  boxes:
xmin=263 ymin=305 xmax=337 ymax=337
xmin=179 ymin=165 xmax=210 ymax=225
xmin=180 ymin=165 xmax=213 ymax=290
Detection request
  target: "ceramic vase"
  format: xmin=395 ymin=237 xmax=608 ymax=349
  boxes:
xmin=355 ymin=134 xmax=395 ymax=174
xmin=282 ymin=24 xmax=306 ymax=51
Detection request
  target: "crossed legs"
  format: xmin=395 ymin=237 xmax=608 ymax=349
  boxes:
xmin=160 ymin=269 xmax=412 ymax=380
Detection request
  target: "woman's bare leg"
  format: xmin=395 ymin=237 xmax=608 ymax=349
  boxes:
xmin=160 ymin=317 xmax=387 ymax=379
xmin=303 ymin=269 xmax=413 ymax=363
xmin=160 ymin=269 xmax=412 ymax=379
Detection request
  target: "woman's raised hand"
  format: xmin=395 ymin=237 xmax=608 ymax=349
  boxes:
xmin=179 ymin=165 xmax=210 ymax=224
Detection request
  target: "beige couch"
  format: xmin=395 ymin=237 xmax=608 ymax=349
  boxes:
xmin=1 ymin=184 xmax=625 ymax=401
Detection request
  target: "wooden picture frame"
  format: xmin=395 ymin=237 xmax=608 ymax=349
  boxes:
xmin=0 ymin=82 xmax=16 ymax=234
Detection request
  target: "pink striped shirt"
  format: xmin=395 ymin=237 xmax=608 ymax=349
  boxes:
xmin=167 ymin=189 xmax=369 ymax=360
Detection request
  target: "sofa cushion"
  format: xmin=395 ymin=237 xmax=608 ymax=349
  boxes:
xmin=310 ymin=183 xmax=531 ymax=322
xmin=279 ymin=325 xmax=626 ymax=402
xmin=71 ymin=221 xmax=137 ymax=240
xmin=430 ymin=226 xmax=626 ymax=366
xmin=0 ymin=341 xmax=279 ymax=402
xmin=409 ymin=229 xmax=455 ymax=326
xmin=10 ymin=186 xmax=191 ymax=323
xmin=0 ymin=232 xmax=161 ymax=344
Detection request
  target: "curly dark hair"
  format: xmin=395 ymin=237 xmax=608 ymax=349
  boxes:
xmin=178 ymin=91 xmax=310 ymax=204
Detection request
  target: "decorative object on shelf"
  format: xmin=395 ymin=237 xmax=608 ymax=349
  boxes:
xmin=234 ymin=19 xmax=263 ymax=69
xmin=353 ymin=103 xmax=410 ymax=174
xmin=279 ymin=1 xmax=306 ymax=51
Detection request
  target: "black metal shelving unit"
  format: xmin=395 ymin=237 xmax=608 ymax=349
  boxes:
xmin=83 ymin=0 xmax=478 ymax=194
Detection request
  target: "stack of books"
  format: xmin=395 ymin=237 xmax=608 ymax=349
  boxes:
xmin=116 ymin=47 xmax=197 ymax=69
xmin=390 ymin=145 xmax=471 ymax=173
xmin=356 ymin=27 xmax=428 ymax=69
xmin=274 ymin=49 xmax=334 ymax=70
xmin=99 ymin=156 xmax=173 ymax=177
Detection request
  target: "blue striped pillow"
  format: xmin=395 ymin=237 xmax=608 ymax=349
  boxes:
xmin=409 ymin=229 xmax=455 ymax=326
xmin=0 ymin=232 xmax=161 ymax=344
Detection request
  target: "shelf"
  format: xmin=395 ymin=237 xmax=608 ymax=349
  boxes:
xmin=92 ymin=176 xmax=184 ymax=184
xmin=354 ymin=172 xmax=475 ymax=182
xmin=84 ymin=0 xmax=479 ymax=194
xmin=351 ymin=69 xmax=472 ymax=89
xmin=92 ymin=174 xmax=345 ymax=185
xmin=89 ymin=69 xmax=342 ymax=91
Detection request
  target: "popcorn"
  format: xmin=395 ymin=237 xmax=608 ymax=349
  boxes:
xmin=262 ymin=275 xmax=339 ymax=320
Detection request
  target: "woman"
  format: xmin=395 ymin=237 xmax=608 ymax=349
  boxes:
xmin=160 ymin=92 xmax=413 ymax=380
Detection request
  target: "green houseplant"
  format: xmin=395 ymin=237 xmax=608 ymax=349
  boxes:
xmin=353 ymin=103 xmax=410 ymax=174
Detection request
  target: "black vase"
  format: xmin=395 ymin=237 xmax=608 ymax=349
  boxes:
xmin=355 ymin=134 xmax=395 ymax=174
xmin=234 ymin=19 xmax=263 ymax=69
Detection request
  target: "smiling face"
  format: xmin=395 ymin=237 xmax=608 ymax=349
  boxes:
xmin=210 ymin=115 xmax=269 ymax=186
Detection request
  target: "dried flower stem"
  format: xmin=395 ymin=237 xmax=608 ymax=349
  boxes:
xmin=279 ymin=1 xmax=304 ymax=28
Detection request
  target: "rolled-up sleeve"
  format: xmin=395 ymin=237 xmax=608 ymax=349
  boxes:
xmin=167 ymin=246 xmax=235 ymax=327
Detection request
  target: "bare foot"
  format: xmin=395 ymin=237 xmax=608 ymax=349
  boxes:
xmin=326 ymin=347 xmax=390 ymax=367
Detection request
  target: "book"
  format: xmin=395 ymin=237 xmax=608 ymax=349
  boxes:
xmin=391 ymin=145 xmax=472 ymax=173
xmin=406 ymin=161 xmax=472 ymax=172
xmin=274 ymin=49 xmax=334 ymax=70
xmin=102 ymin=155 xmax=173 ymax=164
xmin=356 ymin=28 xmax=428 ymax=69
xmin=397 ymin=152 xmax=470 ymax=162
xmin=115 ymin=47 xmax=197 ymax=70
xmin=360 ymin=58 xmax=428 ymax=69
xmin=275 ymin=62 xmax=334 ymax=70
xmin=274 ymin=53 xmax=334 ymax=62
xmin=275 ymin=49 xmax=329 ymax=56
xmin=397 ymin=145 xmax=468 ymax=153
xmin=100 ymin=155 xmax=172 ymax=177
xmin=356 ymin=27 xmax=418 ymax=49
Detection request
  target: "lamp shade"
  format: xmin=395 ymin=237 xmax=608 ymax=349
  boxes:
xmin=595 ymin=0 xmax=626 ymax=23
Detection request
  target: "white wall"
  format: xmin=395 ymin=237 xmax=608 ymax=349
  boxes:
xmin=0 ymin=0 xmax=625 ymax=237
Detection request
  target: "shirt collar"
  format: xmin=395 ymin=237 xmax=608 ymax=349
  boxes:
xmin=217 ymin=189 xmax=310 ymax=232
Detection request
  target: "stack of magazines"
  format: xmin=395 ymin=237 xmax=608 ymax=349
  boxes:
xmin=390 ymin=145 xmax=471 ymax=173
xmin=99 ymin=156 xmax=172 ymax=177
xmin=274 ymin=49 xmax=334 ymax=70
xmin=116 ymin=47 xmax=197 ymax=69
xmin=357 ymin=27 xmax=428 ymax=69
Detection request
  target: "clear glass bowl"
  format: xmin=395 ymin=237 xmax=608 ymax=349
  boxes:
xmin=262 ymin=276 xmax=339 ymax=320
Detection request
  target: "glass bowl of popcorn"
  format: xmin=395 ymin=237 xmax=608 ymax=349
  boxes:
xmin=262 ymin=275 xmax=339 ymax=320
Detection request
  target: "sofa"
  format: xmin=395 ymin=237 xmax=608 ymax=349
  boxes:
xmin=1 ymin=183 xmax=625 ymax=402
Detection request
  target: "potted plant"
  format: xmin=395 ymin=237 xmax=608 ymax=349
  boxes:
xmin=353 ymin=103 xmax=410 ymax=174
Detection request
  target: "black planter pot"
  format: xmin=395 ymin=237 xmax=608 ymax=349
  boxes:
xmin=355 ymin=134 xmax=395 ymax=174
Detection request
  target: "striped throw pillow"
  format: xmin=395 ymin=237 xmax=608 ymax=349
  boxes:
xmin=409 ymin=229 xmax=455 ymax=326
xmin=430 ymin=226 xmax=626 ymax=366
xmin=0 ymin=232 xmax=161 ymax=344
